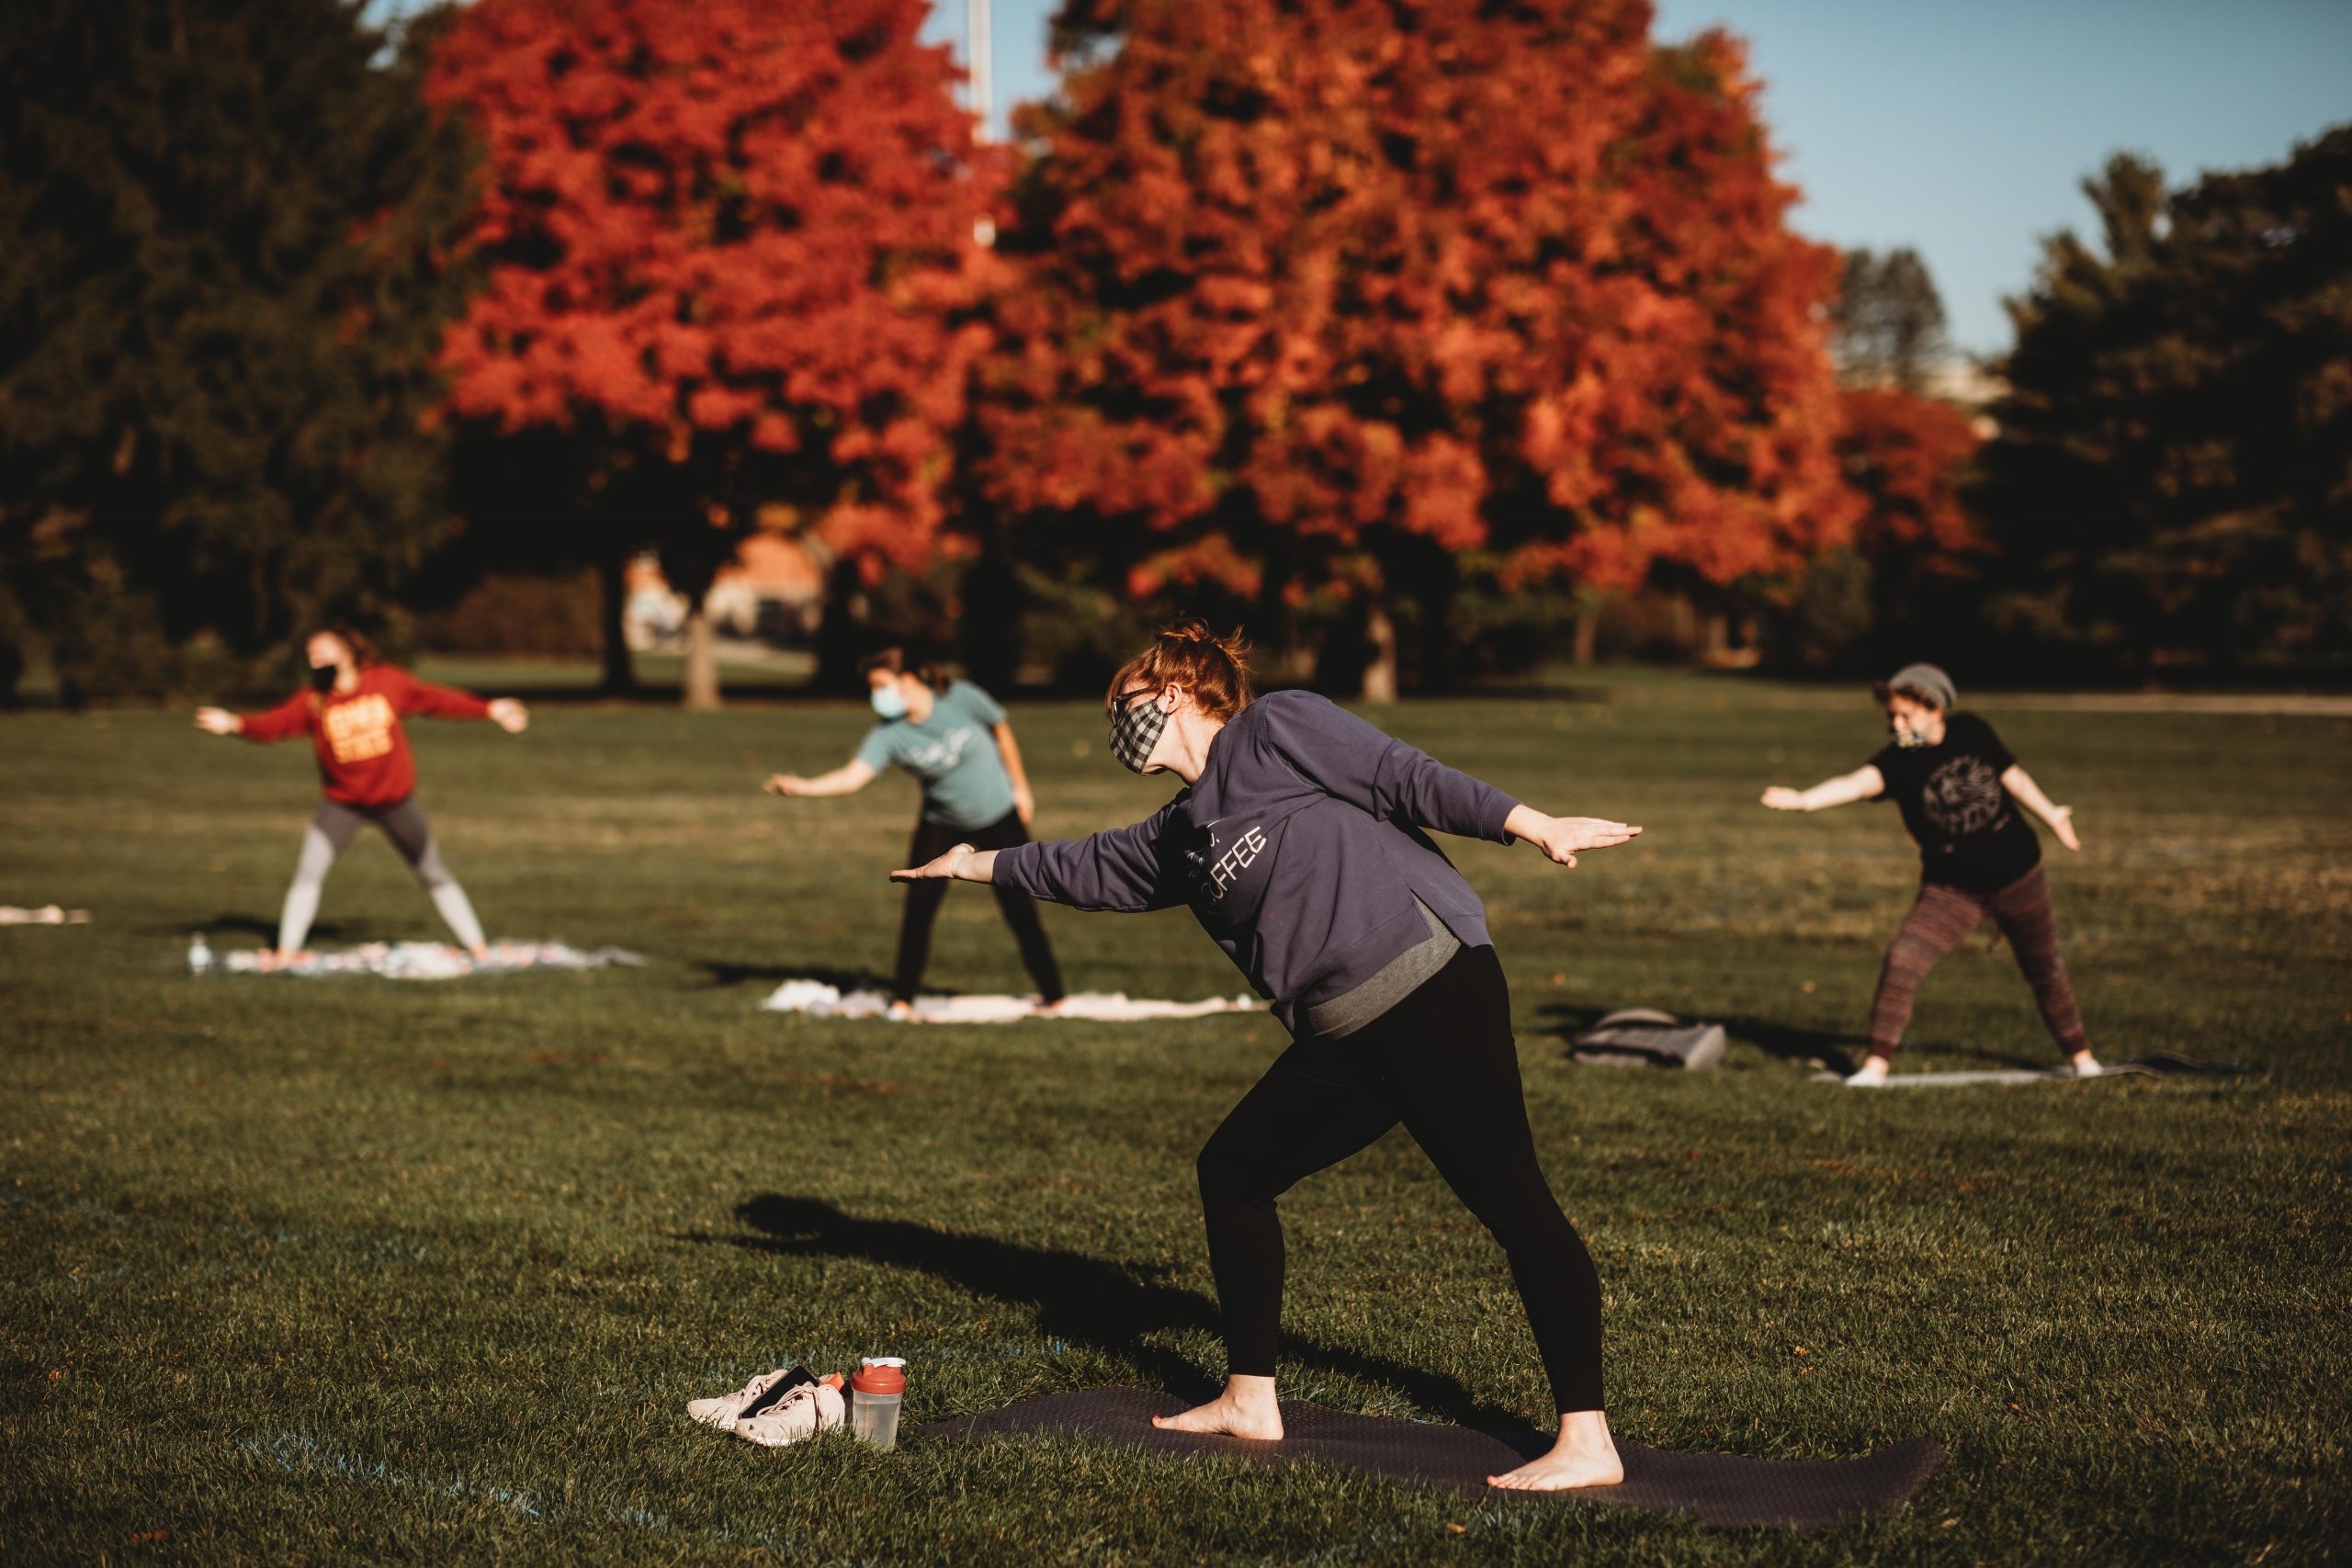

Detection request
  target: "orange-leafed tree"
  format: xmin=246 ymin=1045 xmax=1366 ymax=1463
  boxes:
xmin=982 ymin=0 xmax=1858 ymax=695
xmin=425 ymin=0 xmax=999 ymax=704
xmin=1838 ymin=387 xmax=1981 ymax=613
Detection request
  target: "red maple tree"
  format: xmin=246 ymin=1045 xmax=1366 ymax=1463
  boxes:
xmin=1837 ymin=385 xmax=1982 ymax=600
xmin=425 ymin=0 xmax=1000 ymax=702
xmin=981 ymin=0 xmax=1859 ymax=694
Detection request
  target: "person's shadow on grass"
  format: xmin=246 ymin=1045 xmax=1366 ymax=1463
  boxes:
xmin=690 ymin=959 xmax=891 ymax=992
xmin=1534 ymin=1002 xmax=2045 ymax=1073
xmin=684 ymin=1193 xmax=1538 ymax=1430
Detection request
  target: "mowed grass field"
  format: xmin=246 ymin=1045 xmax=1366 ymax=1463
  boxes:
xmin=3 ymin=669 xmax=2346 ymax=1564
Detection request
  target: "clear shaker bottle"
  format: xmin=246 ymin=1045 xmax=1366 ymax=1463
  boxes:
xmin=849 ymin=1357 xmax=906 ymax=1450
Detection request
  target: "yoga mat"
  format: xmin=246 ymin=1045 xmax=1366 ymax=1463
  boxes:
xmin=1815 ymin=1053 xmax=2267 ymax=1089
xmin=916 ymin=1387 xmax=1946 ymax=1530
xmin=762 ymin=979 xmax=1261 ymax=1023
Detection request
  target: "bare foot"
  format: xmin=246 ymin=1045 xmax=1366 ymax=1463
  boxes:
xmin=1151 ymin=1375 xmax=1283 ymax=1440
xmin=468 ymin=944 xmax=492 ymax=963
xmin=1488 ymin=1411 xmax=1624 ymax=1491
xmin=1031 ymin=997 xmax=1069 ymax=1018
xmin=886 ymin=999 xmax=920 ymax=1022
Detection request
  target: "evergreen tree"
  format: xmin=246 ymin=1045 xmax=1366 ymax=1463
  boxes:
xmin=0 ymin=0 xmax=479 ymax=703
xmin=1980 ymin=130 xmax=2352 ymax=669
xmin=1833 ymin=247 xmax=1950 ymax=394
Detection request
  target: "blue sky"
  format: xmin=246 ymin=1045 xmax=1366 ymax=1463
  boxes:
xmin=919 ymin=0 xmax=2352 ymax=356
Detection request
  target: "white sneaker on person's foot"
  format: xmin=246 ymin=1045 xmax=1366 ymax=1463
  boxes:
xmin=733 ymin=1382 xmax=845 ymax=1447
xmin=2054 ymin=1058 xmax=2106 ymax=1079
xmin=687 ymin=1367 xmax=803 ymax=1429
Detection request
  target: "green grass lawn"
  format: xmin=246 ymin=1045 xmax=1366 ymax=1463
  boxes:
xmin=3 ymin=672 xmax=2346 ymax=1563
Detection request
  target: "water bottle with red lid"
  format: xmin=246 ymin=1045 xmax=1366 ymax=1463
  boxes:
xmin=850 ymin=1357 xmax=907 ymax=1450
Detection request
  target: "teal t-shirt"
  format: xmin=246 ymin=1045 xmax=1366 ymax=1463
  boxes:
xmin=856 ymin=680 xmax=1017 ymax=830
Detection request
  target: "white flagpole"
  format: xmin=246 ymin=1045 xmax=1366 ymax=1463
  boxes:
xmin=968 ymin=0 xmax=992 ymax=135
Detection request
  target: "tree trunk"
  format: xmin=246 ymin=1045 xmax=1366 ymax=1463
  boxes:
xmin=596 ymin=546 xmax=636 ymax=695
xmin=681 ymin=598 xmax=720 ymax=710
xmin=1571 ymin=598 xmax=1600 ymax=667
xmin=1360 ymin=598 xmax=1398 ymax=705
xmin=812 ymin=551 xmax=868 ymax=694
xmin=958 ymin=533 xmax=1021 ymax=693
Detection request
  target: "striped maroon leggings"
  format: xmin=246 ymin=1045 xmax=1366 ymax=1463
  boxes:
xmin=1867 ymin=863 xmax=2088 ymax=1057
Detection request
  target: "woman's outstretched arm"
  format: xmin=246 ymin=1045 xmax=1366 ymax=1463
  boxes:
xmin=897 ymin=803 xmax=1181 ymax=911
xmin=1501 ymin=805 xmax=1642 ymax=868
xmin=1760 ymin=765 xmax=1884 ymax=813
xmin=2000 ymin=764 xmax=2081 ymax=850
xmin=890 ymin=844 xmax=999 ymax=884
xmin=764 ymin=760 xmax=877 ymax=798
xmin=197 ymin=693 xmax=308 ymax=740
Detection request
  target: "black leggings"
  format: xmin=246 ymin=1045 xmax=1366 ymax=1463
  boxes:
xmin=1195 ymin=943 xmax=1605 ymax=1414
xmin=897 ymin=811 xmax=1064 ymax=1004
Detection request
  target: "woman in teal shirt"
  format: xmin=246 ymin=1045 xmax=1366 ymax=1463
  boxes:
xmin=765 ymin=649 xmax=1065 ymax=1017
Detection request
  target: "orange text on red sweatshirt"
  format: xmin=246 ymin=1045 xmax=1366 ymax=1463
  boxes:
xmin=237 ymin=666 xmax=492 ymax=807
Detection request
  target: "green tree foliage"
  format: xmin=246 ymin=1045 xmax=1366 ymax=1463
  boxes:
xmin=1832 ymin=247 xmax=1950 ymax=394
xmin=1980 ymin=129 xmax=2352 ymax=669
xmin=0 ymin=0 xmax=479 ymax=703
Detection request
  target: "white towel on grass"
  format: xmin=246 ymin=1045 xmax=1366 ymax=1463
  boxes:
xmin=219 ymin=941 xmax=643 ymax=980
xmin=762 ymin=979 xmax=1260 ymax=1024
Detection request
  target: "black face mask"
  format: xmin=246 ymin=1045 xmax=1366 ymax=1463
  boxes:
xmin=309 ymin=663 xmax=340 ymax=694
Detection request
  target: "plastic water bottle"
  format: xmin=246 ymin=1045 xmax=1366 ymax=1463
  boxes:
xmin=849 ymin=1357 xmax=906 ymax=1450
xmin=187 ymin=933 xmax=213 ymax=976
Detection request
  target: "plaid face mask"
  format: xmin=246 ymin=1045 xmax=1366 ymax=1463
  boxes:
xmin=1109 ymin=691 xmax=1168 ymax=774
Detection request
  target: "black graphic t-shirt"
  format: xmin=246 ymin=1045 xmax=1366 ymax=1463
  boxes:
xmin=1869 ymin=712 xmax=2041 ymax=894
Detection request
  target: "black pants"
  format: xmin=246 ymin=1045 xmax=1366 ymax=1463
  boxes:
xmin=896 ymin=811 xmax=1065 ymax=1004
xmin=1196 ymin=943 xmax=1606 ymax=1413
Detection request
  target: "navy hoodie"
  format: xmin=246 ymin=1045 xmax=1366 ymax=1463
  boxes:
xmin=992 ymin=691 xmax=1521 ymax=1035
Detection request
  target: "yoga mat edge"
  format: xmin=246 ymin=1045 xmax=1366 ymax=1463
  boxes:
xmin=915 ymin=1386 xmax=1946 ymax=1531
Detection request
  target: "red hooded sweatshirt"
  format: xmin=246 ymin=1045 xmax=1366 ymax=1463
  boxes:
xmin=238 ymin=665 xmax=492 ymax=807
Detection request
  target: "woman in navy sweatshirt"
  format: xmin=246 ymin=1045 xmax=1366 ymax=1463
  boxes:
xmin=892 ymin=621 xmax=1641 ymax=1491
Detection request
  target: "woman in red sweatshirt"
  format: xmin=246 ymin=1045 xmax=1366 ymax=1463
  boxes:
xmin=194 ymin=627 xmax=528 ymax=964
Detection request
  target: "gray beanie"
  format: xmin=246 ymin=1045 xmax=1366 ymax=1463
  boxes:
xmin=1884 ymin=662 xmax=1956 ymax=712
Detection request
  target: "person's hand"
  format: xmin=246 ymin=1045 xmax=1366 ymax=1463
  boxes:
xmin=1012 ymin=784 xmax=1035 ymax=825
xmin=486 ymin=697 xmax=528 ymax=734
xmin=763 ymin=773 xmax=808 ymax=798
xmin=1760 ymin=786 xmax=1806 ymax=811
xmin=194 ymin=707 xmax=241 ymax=736
xmin=1517 ymin=814 xmax=1641 ymax=869
xmin=2048 ymin=804 xmax=2081 ymax=852
xmin=890 ymin=842 xmax=977 ymax=882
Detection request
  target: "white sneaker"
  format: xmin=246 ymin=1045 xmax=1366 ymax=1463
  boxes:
xmin=733 ymin=1382 xmax=845 ymax=1447
xmin=2055 ymin=1059 xmax=2106 ymax=1079
xmin=687 ymin=1367 xmax=802 ymax=1429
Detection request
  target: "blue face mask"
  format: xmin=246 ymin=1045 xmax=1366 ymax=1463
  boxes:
xmin=870 ymin=684 xmax=909 ymax=721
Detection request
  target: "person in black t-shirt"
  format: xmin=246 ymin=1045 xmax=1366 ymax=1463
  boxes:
xmin=1760 ymin=663 xmax=2099 ymax=1085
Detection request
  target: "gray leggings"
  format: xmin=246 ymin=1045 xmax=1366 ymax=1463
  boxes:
xmin=277 ymin=797 xmax=485 ymax=953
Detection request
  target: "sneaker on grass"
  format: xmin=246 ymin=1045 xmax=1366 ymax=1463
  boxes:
xmin=734 ymin=1382 xmax=845 ymax=1447
xmin=688 ymin=1367 xmax=807 ymax=1429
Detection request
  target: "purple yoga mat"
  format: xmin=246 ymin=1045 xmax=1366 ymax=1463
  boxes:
xmin=917 ymin=1386 xmax=1946 ymax=1530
